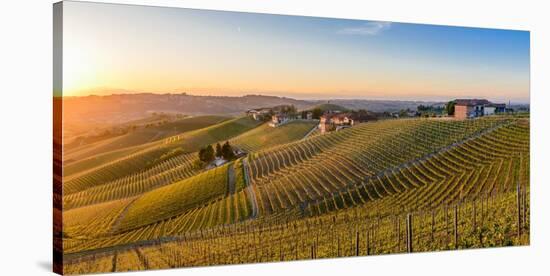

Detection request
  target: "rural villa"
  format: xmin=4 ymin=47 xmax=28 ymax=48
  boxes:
xmin=454 ymin=99 xmax=506 ymax=119
xmin=246 ymin=108 xmax=272 ymax=121
xmin=319 ymin=113 xmax=354 ymax=134
xmin=269 ymin=114 xmax=291 ymax=127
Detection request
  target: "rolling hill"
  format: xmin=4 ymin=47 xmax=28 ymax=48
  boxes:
xmin=63 ymin=115 xmax=230 ymax=165
xmin=61 ymin=115 xmax=530 ymax=273
xmin=231 ymin=120 xmax=318 ymax=153
xmin=62 ymin=116 xmax=262 ymax=194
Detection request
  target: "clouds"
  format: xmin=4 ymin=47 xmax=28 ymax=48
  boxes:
xmin=338 ymin=21 xmax=392 ymax=36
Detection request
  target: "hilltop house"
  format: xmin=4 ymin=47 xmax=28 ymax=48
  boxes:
xmin=246 ymin=108 xmax=272 ymax=121
xmin=319 ymin=113 xmax=354 ymax=134
xmin=269 ymin=114 xmax=290 ymax=127
xmin=454 ymin=99 xmax=506 ymax=119
xmin=483 ymin=103 xmax=507 ymax=116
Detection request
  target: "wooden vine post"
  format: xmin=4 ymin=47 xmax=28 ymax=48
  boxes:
xmin=355 ymin=230 xmax=360 ymax=256
xmin=337 ymin=235 xmax=341 ymax=257
xmin=367 ymin=229 xmax=371 ymax=255
xmin=454 ymin=205 xmax=459 ymax=249
xmin=517 ymin=181 xmax=521 ymax=239
xmin=472 ymin=199 xmax=477 ymax=231
xmin=406 ymin=213 xmax=413 ymax=253
xmin=522 ymin=187 xmax=527 ymax=229
xmin=431 ymin=210 xmax=435 ymax=242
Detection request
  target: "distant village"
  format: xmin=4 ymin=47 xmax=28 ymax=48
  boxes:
xmin=246 ymin=98 xmax=522 ymax=135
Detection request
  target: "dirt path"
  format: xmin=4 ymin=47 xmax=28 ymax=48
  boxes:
xmin=242 ymin=158 xmax=259 ymax=218
xmin=109 ymin=197 xmax=139 ymax=233
xmin=302 ymin=124 xmax=319 ymax=140
xmin=227 ymin=163 xmax=236 ymax=194
xmin=135 ymin=248 xmax=150 ymax=269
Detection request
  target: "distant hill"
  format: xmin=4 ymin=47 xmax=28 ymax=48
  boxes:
xmin=62 ymin=93 xmax=314 ymax=125
xmin=307 ymin=103 xmax=349 ymax=112
xmin=318 ymin=99 xmax=440 ymax=113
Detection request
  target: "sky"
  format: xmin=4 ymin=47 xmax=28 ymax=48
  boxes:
xmin=61 ymin=1 xmax=530 ymax=103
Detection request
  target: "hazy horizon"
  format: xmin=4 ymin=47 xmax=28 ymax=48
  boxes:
xmin=59 ymin=89 xmax=530 ymax=105
xmin=61 ymin=1 xmax=530 ymax=103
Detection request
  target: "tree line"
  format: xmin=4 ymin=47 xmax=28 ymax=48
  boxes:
xmin=198 ymin=141 xmax=236 ymax=164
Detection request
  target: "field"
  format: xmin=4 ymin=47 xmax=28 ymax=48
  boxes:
xmin=63 ymin=115 xmax=231 ymax=175
xmin=60 ymin=114 xmax=530 ymax=274
xmin=232 ymin=120 xmax=318 ymax=152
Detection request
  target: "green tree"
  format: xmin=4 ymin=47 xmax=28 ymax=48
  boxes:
xmin=222 ymin=141 xmax=235 ymax=160
xmin=446 ymin=101 xmax=456 ymax=115
xmin=198 ymin=145 xmax=215 ymax=163
xmin=198 ymin=148 xmax=206 ymax=162
xmin=215 ymin=143 xmax=223 ymax=158
xmin=311 ymin=108 xmax=323 ymax=119
xmin=204 ymin=145 xmax=215 ymax=162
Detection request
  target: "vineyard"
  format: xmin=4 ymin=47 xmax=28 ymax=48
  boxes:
xmin=232 ymin=120 xmax=318 ymax=153
xmin=64 ymin=188 xmax=529 ymax=274
xmin=64 ymin=115 xmax=230 ymax=164
xmin=62 ymin=116 xmax=261 ymax=194
xmin=60 ymin=115 xmax=530 ymax=274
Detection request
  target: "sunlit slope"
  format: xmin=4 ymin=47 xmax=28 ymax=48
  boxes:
xmin=64 ymin=115 xmax=229 ymax=165
xmin=63 ymin=188 xmax=253 ymax=253
xmin=232 ymin=121 xmax=317 ymax=152
xmin=63 ymin=197 xmax=136 ymax=238
xmin=64 ymin=120 xmax=315 ymax=210
xmin=63 ymin=116 xmax=261 ymax=195
xmin=61 ymin=116 xmax=529 ymax=256
xmin=114 ymin=164 xmax=230 ymax=232
xmin=308 ymin=119 xmax=529 ymax=215
xmin=62 ymin=160 xmax=252 ymax=253
xmin=246 ymin=117 xmax=512 ymax=215
xmin=63 ymin=153 xmax=200 ymax=209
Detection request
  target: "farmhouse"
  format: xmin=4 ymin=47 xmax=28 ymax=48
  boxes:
xmin=454 ymin=99 xmax=506 ymax=119
xmin=319 ymin=113 xmax=355 ymax=134
xmin=484 ymin=103 xmax=507 ymax=116
xmin=246 ymin=108 xmax=272 ymax=121
xmin=269 ymin=114 xmax=290 ymax=127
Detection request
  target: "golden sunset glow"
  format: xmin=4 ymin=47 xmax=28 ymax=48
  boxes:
xmin=61 ymin=2 xmax=529 ymax=102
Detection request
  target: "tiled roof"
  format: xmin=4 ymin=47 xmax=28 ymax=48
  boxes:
xmin=455 ymin=99 xmax=491 ymax=106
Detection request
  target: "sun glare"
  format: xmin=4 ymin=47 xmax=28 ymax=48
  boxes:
xmin=63 ymin=46 xmax=101 ymax=96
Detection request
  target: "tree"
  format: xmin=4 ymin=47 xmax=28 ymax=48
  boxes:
xmin=215 ymin=143 xmax=223 ymax=158
xmin=446 ymin=101 xmax=456 ymax=116
xmin=311 ymin=108 xmax=323 ymax=119
xmin=222 ymin=141 xmax=235 ymax=160
xmin=204 ymin=145 xmax=215 ymax=162
xmin=198 ymin=144 xmax=215 ymax=163
xmin=198 ymin=148 xmax=206 ymax=162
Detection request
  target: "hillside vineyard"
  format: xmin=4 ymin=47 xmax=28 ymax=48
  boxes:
xmin=61 ymin=116 xmax=530 ymax=273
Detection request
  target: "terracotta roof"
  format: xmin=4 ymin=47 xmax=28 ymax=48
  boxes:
xmin=455 ymin=99 xmax=491 ymax=106
xmin=321 ymin=113 xmax=351 ymax=120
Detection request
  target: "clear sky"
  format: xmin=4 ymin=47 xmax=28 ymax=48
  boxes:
xmin=62 ymin=1 xmax=530 ymax=103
